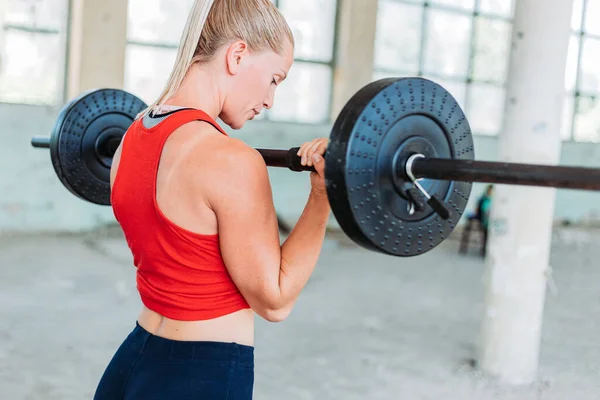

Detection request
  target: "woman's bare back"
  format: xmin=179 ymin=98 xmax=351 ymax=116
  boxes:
xmin=110 ymin=120 xmax=257 ymax=345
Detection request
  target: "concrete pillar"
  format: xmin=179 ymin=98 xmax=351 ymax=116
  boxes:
xmin=478 ymin=0 xmax=574 ymax=385
xmin=330 ymin=0 xmax=378 ymax=118
xmin=67 ymin=0 xmax=128 ymax=98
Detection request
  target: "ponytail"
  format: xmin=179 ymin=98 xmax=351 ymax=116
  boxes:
xmin=140 ymin=0 xmax=216 ymax=116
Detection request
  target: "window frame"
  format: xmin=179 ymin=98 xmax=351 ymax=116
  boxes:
xmin=566 ymin=0 xmax=600 ymax=142
xmin=374 ymin=0 xmax=600 ymax=142
xmin=125 ymin=0 xmax=340 ymax=125
xmin=267 ymin=0 xmax=340 ymax=124
xmin=0 ymin=0 xmax=71 ymax=107
xmin=372 ymin=0 xmax=513 ymax=137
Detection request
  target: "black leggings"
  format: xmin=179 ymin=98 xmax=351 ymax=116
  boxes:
xmin=93 ymin=322 xmax=254 ymax=399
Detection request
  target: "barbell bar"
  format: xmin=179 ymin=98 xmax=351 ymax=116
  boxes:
xmin=30 ymin=138 xmax=600 ymax=192
xmin=251 ymin=148 xmax=600 ymax=191
xmin=30 ymin=77 xmax=600 ymax=257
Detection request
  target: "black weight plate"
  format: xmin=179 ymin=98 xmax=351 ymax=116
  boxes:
xmin=50 ymin=89 xmax=147 ymax=205
xmin=325 ymin=77 xmax=474 ymax=257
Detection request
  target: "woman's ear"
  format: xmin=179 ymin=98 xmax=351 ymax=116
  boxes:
xmin=225 ymin=40 xmax=249 ymax=75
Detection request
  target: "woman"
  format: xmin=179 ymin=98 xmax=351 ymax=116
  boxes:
xmin=93 ymin=0 xmax=330 ymax=399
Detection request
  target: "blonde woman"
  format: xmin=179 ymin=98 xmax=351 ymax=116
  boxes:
xmin=93 ymin=0 xmax=330 ymax=398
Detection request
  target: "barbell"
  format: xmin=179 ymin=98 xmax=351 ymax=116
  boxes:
xmin=31 ymin=77 xmax=600 ymax=257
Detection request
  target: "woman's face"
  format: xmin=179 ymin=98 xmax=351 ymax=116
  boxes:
xmin=220 ymin=40 xmax=294 ymax=129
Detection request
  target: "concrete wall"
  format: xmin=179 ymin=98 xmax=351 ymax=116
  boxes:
xmin=1 ymin=103 xmax=114 ymax=233
xmin=3 ymin=102 xmax=600 ymax=234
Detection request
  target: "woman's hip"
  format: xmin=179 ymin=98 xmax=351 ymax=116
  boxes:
xmin=93 ymin=322 xmax=254 ymax=400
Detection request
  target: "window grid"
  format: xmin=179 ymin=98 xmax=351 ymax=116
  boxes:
xmin=3 ymin=23 xmax=60 ymax=35
xmin=567 ymin=0 xmax=600 ymax=143
xmin=463 ymin=0 xmax=482 ymax=113
xmin=374 ymin=0 xmax=510 ymax=133
xmin=1 ymin=11 xmax=68 ymax=105
xmin=261 ymin=0 xmax=339 ymax=123
xmin=126 ymin=0 xmax=339 ymax=124
xmin=375 ymin=0 xmax=600 ymax=142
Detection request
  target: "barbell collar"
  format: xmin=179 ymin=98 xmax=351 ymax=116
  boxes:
xmin=404 ymin=154 xmax=451 ymax=220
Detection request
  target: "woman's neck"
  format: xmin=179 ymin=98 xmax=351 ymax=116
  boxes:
xmin=163 ymin=63 xmax=225 ymax=121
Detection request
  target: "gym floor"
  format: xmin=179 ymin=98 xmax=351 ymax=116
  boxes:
xmin=1 ymin=226 xmax=599 ymax=399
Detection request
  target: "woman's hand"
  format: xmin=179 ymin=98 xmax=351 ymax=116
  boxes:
xmin=297 ymin=138 xmax=329 ymax=198
xmin=297 ymin=138 xmax=329 ymax=168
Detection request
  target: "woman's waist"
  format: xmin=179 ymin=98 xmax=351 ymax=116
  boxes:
xmin=138 ymin=306 xmax=255 ymax=346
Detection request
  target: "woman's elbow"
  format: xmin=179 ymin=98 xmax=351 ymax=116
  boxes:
xmin=259 ymin=306 xmax=292 ymax=323
xmin=244 ymin=281 xmax=294 ymax=322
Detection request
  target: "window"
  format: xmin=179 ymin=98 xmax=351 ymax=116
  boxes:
xmin=124 ymin=0 xmax=192 ymax=108
xmin=565 ymin=0 xmax=600 ymax=142
xmin=373 ymin=0 xmax=600 ymax=142
xmin=125 ymin=0 xmax=338 ymax=124
xmin=267 ymin=0 xmax=337 ymax=124
xmin=0 ymin=0 xmax=69 ymax=105
xmin=372 ymin=0 xmax=514 ymax=136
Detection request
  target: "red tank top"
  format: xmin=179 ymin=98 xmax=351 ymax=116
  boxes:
xmin=110 ymin=108 xmax=250 ymax=321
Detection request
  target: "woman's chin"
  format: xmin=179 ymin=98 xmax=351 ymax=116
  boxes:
xmin=220 ymin=115 xmax=243 ymax=130
xmin=229 ymin=119 xmax=246 ymax=130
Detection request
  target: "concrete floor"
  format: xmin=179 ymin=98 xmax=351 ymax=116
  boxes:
xmin=1 ymin=225 xmax=599 ymax=400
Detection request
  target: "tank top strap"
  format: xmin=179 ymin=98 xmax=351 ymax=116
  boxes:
xmin=153 ymin=108 xmax=229 ymax=137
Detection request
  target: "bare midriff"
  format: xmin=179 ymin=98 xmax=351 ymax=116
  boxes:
xmin=137 ymin=306 xmax=255 ymax=346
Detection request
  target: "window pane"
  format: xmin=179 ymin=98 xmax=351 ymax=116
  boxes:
xmin=478 ymin=0 xmax=514 ymax=17
xmin=278 ymin=0 xmax=337 ymax=62
xmin=5 ymin=0 xmax=68 ymax=31
xmin=127 ymin=0 xmax=193 ymax=45
xmin=561 ymin=95 xmax=575 ymax=140
xmin=472 ymin=16 xmax=511 ymax=84
xmin=374 ymin=1 xmax=423 ymax=72
xmin=579 ymin=38 xmax=600 ymax=93
xmin=430 ymin=0 xmax=475 ymax=11
xmin=466 ymin=84 xmax=506 ymax=135
xmin=585 ymin=0 xmax=600 ymax=36
xmin=572 ymin=0 xmax=584 ymax=31
xmin=565 ymin=35 xmax=580 ymax=92
xmin=269 ymin=62 xmax=331 ymax=123
xmin=0 ymin=29 xmax=63 ymax=104
xmin=124 ymin=45 xmax=178 ymax=105
xmin=423 ymin=9 xmax=472 ymax=78
xmin=573 ymin=96 xmax=600 ymax=142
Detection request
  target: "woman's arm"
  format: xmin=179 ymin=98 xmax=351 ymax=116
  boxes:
xmin=208 ymin=138 xmax=330 ymax=322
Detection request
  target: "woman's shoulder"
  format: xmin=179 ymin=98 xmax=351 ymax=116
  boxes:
xmin=180 ymin=124 xmax=268 ymax=186
xmin=183 ymin=133 xmax=271 ymax=209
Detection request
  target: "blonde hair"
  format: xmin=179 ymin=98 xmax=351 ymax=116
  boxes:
xmin=142 ymin=0 xmax=294 ymax=115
